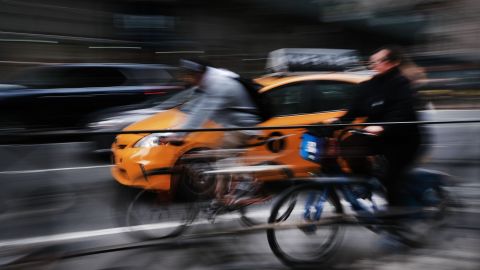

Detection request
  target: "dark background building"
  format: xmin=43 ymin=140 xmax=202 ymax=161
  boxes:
xmin=0 ymin=0 xmax=478 ymax=78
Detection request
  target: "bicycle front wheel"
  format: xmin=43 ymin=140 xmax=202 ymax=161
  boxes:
xmin=125 ymin=190 xmax=198 ymax=240
xmin=267 ymin=184 xmax=344 ymax=267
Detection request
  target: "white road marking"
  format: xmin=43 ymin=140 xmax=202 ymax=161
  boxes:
xmin=0 ymin=215 xmax=239 ymax=248
xmin=0 ymin=165 xmax=113 ymax=174
xmin=0 ymin=224 xmax=167 ymax=248
xmin=0 ymin=203 xmax=476 ymax=249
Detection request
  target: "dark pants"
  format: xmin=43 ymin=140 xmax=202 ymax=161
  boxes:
xmin=340 ymin=132 xmax=421 ymax=206
xmin=381 ymin=142 xmax=420 ymax=205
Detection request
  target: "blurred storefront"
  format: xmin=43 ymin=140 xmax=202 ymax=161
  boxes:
xmin=0 ymin=0 xmax=478 ymax=79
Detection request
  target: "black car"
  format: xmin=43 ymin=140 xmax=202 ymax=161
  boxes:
xmin=0 ymin=63 xmax=183 ymax=133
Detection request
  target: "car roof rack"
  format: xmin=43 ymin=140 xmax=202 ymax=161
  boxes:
xmin=266 ymin=48 xmax=363 ymax=73
xmin=260 ymin=71 xmax=336 ymax=78
xmin=259 ymin=68 xmax=374 ymax=79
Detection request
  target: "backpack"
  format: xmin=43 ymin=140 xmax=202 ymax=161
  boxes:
xmin=234 ymin=77 xmax=272 ymax=122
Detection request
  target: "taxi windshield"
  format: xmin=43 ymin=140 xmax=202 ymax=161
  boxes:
xmin=178 ymin=89 xmax=203 ymax=113
xmin=149 ymin=87 xmax=197 ymax=110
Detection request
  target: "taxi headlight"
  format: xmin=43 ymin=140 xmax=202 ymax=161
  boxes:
xmin=88 ymin=119 xmax=126 ymax=129
xmin=134 ymin=132 xmax=175 ymax=148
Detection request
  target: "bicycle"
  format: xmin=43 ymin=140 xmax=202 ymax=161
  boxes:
xmin=266 ymin=128 xmax=450 ymax=268
xmin=123 ymin=135 xmax=294 ymax=240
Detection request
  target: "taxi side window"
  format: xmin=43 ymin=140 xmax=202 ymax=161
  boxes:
xmin=307 ymin=81 xmax=356 ymax=112
xmin=264 ymin=83 xmax=310 ymax=116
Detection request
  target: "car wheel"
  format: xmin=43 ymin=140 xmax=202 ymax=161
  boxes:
xmin=173 ymin=149 xmax=217 ymax=201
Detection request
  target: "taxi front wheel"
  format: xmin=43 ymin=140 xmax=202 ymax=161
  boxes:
xmin=173 ymin=150 xmax=217 ymax=201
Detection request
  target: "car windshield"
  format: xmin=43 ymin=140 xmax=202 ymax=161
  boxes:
xmin=177 ymin=89 xmax=205 ymax=113
xmin=6 ymin=65 xmax=182 ymax=88
xmin=8 ymin=66 xmax=127 ymax=88
xmin=149 ymin=87 xmax=197 ymax=110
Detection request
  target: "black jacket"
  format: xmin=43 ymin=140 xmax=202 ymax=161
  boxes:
xmin=340 ymin=67 xmax=421 ymax=145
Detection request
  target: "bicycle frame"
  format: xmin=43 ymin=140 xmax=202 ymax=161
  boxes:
xmin=294 ymin=169 xmax=447 ymax=227
xmin=302 ymin=177 xmax=381 ymax=222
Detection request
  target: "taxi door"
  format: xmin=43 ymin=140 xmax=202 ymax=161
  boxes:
xmin=246 ymin=79 xmax=358 ymax=179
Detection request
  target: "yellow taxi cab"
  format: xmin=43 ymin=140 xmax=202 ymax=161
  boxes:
xmin=111 ymin=49 xmax=373 ymax=196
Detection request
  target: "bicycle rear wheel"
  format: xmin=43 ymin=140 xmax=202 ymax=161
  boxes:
xmin=125 ymin=190 xmax=198 ymax=240
xmin=387 ymin=186 xmax=449 ymax=246
xmin=267 ymin=184 xmax=344 ymax=267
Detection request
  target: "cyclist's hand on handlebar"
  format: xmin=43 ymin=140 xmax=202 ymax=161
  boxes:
xmin=312 ymin=118 xmax=342 ymax=137
xmin=246 ymin=134 xmax=295 ymax=147
xmin=363 ymin=125 xmax=384 ymax=135
xmin=324 ymin=118 xmax=340 ymax=124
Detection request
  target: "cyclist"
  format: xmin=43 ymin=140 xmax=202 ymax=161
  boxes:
xmin=326 ymin=46 xmax=423 ymax=206
xmin=175 ymin=59 xmax=261 ymax=141
xmin=168 ymin=59 xmax=262 ymax=204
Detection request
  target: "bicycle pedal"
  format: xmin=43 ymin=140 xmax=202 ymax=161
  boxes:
xmin=207 ymin=214 xmax=217 ymax=224
xmin=206 ymin=208 xmax=221 ymax=223
xmin=205 ymin=202 xmax=224 ymax=220
xmin=351 ymin=185 xmax=372 ymax=200
xmin=298 ymin=222 xmax=317 ymax=235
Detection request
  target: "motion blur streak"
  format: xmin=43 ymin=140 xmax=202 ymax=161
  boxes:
xmin=0 ymin=0 xmax=479 ymax=269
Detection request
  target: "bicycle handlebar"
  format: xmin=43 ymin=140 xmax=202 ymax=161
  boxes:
xmin=335 ymin=127 xmax=379 ymax=139
xmin=346 ymin=129 xmax=378 ymax=137
xmin=162 ymin=133 xmax=295 ymax=148
xmin=244 ymin=134 xmax=295 ymax=147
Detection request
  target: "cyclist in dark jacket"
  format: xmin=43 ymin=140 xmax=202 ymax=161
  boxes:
xmin=328 ymin=46 xmax=423 ymax=206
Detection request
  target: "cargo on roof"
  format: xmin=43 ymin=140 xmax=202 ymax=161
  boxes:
xmin=266 ymin=48 xmax=362 ymax=72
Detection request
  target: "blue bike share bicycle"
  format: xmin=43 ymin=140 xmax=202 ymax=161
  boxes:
xmin=266 ymin=128 xmax=449 ymax=268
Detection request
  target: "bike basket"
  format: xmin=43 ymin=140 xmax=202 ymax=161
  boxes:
xmin=300 ymin=132 xmax=325 ymax=163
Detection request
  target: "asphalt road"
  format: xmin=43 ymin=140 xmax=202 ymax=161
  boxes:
xmin=0 ymin=109 xmax=478 ymax=269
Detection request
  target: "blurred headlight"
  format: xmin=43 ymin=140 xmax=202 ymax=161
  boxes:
xmin=134 ymin=132 xmax=175 ymax=148
xmin=88 ymin=118 xmax=127 ymax=129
